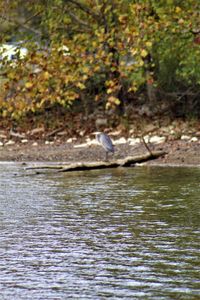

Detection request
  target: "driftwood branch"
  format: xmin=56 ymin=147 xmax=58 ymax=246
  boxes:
xmin=46 ymin=126 xmax=65 ymax=138
xmin=26 ymin=150 xmax=166 ymax=174
xmin=9 ymin=129 xmax=26 ymax=139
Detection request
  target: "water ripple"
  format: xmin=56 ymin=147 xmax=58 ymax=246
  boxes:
xmin=0 ymin=165 xmax=199 ymax=299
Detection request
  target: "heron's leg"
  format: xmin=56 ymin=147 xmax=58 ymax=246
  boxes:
xmin=105 ymin=152 xmax=108 ymax=161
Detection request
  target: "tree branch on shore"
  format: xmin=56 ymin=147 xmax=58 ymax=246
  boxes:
xmin=25 ymin=150 xmax=166 ymax=174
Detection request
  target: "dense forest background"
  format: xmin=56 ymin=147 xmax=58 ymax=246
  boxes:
xmin=0 ymin=0 xmax=200 ymax=132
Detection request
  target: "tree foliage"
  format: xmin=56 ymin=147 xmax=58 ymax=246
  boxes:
xmin=0 ymin=0 xmax=200 ymax=121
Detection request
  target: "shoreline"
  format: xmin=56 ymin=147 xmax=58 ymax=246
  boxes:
xmin=0 ymin=137 xmax=199 ymax=167
xmin=1 ymin=161 xmax=199 ymax=169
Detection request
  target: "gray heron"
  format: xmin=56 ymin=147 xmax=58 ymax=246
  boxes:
xmin=95 ymin=132 xmax=114 ymax=161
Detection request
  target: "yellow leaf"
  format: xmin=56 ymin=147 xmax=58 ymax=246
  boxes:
xmin=105 ymin=102 xmax=111 ymax=110
xmin=178 ymin=18 xmax=184 ymax=25
xmin=129 ymin=86 xmax=138 ymax=92
xmin=107 ymin=88 xmax=113 ymax=94
xmin=146 ymin=41 xmax=152 ymax=48
xmin=82 ymin=75 xmax=88 ymax=81
xmin=92 ymin=41 xmax=97 ymax=47
xmin=138 ymin=60 xmax=144 ymax=67
xmin=108 ymin=96 xmax=120 ymax=105
xmin=131 ymin=48 xmax=138 ymax=55
xmin=118 ymin=15 xmax=127 ymax=24
xmin=94 ymin=65 xmax=100 ymax=72
xmin=2 ymin=110 xmax=7 ymax=117
xmin=95 ymin=95 xmax=100 ymax=101
xmin=141 ymin=49 xmax=148 ymax=58
xmin=25 ymin=82 xmax=33 ymax=89
xmin=76 ymin=82 xmax=86 ymax=90
xmin=64 ymin=75 xmax=71 ymax=84
xmin=175 ymin=6 xmax=181 ymax=13
xmin=43 ymin=71 xmax=50 ymax=80
xmin=82 ymin=66 xmax=89 ymax=73
xmin=7 ymin=72 xmax=15 ymax=80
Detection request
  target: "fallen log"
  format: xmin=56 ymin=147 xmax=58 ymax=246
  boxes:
xmin=26 ymin=150 xmax=166 ymax=173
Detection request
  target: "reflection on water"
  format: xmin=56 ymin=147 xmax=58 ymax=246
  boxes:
xmin=0 ymin=163 xmax=199 ymax=299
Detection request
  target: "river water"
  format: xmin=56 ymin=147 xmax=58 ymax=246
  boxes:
xmin=0 ymin=163 xmax=199 ymax=299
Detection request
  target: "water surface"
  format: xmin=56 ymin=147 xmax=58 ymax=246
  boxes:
xmin=0 ymin=163 xmax=199 ymax=299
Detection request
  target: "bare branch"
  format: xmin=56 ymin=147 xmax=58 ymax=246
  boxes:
xmin=23 ymin=10 xmax=43 ymax=25
xmin=141 ymin=136 xmax=153 ymax=156
xmin=0 ymin=13 xmax=42 ymax=36
xmin=68 ymin=11 xmax=92 ymax=32
xmin=64 ymin=0 xmax=99 ymax=20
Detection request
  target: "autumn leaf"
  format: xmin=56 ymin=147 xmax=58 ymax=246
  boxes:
xmin=108 ymin=96 xmax=121 ymax=105
xmin=43 ymin=71 xmax=50 ymax=80
xmin=141 ymin=49 xmax=148 ymax=58
xmin=25 ymin=82 xmax=33 ymax=89
xmin=76 ymin=82 xmax=86 ymax=90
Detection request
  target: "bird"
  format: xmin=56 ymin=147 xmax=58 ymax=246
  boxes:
xmin=95 ymin=132 xmax=114 ymax=161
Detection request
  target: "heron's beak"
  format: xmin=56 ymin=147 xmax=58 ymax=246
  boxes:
xmin=92 ymin=131 xmax=101 ymax=136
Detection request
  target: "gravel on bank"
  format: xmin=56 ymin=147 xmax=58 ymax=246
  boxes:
xmin=0 ymin=136 xmax=199 ymax=166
